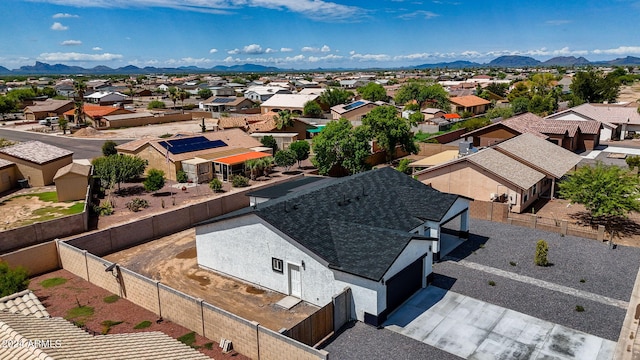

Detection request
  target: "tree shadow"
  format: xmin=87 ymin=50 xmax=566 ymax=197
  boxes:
xmin=152 ymin=191 xmax=173 ymax=197
xmin=115 ymin=185 xmax=145 ymax=196
xmin=568 ymin=211 xmax=640 ymax=237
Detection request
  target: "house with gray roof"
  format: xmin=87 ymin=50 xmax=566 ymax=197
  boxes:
xmin=546 ymin=102 xmax=640 ymax=141
xmin=196 ymin=167 xmax=470 ymax=326
xmin=416 ymin=133 xmax=582 ymax=213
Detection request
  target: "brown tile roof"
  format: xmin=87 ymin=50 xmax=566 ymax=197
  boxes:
xmin=0 ymin=311 xmax=210 ymax=360
xmin=115 ymin=137 xmax=153 ymax=152
xmin=449 ymin=95 xmax=491 ymax=107
xmin=24 ymin=99 xmax=73 ymax=113
xmin=0 ymin=158 xmax=14 ymax=169
xmin=148 ymin=129 xmax=262 ymax=162
xmin=494 ymin=133 xmax=582 ymax=179
xmin=216 ymin=117 xmax=249 ymax=131
xmin=0 ymin=141 xmax=73 ymax=164
xmin=0 ymin=290 xmax=49 ymax=318
xmin=54 ymin=162 xmax=91 ymax=180
xmin=248 ymin=118 xmax=277 ymax=133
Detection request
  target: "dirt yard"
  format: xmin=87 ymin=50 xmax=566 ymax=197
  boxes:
xmin=618 ymin=83 xmax=640 ymax=103
xmin=0 ymin=189 xmax=84 ymax=231
xmin=528 ymin=198 xmax=640 ymax=247
xmin=104 ymin=228 xmax=318 ymax=331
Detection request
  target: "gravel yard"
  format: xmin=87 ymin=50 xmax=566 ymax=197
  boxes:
xmin=320 ymin=321 xmax=462 ymax=360
xmin=432 ymin=218 xmax=640 ymax=341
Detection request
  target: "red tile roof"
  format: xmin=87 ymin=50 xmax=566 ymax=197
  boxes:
xmin=63 ymin=105 xmax=129 ymax=117
xmin=444 ymin=113 xmax=461 ymax=119
xmin=214 ymin=151 xmax=271 ymax=165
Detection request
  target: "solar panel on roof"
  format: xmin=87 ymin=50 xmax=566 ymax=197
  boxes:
xmin=343 ymin=101 xmax=365 ymax=111
xmin=158 ymin=136 xmax=227 ymax=155
xmin=211 ymin=98 xmax=235 ymax=104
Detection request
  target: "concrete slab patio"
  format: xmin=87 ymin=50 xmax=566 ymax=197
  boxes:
xmin=384 ymin=286 xmax=616 ymax=360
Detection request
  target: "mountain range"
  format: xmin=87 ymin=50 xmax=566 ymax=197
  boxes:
xmin=1 ymin=56 xmax=640 ymax=75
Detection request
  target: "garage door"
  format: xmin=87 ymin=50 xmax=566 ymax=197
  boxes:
xmin=386 ymin=256 xmax=423 ymax=314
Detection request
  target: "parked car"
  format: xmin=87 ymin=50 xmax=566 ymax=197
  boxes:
xmin=39 ymin=116 xmax=59 ymax=125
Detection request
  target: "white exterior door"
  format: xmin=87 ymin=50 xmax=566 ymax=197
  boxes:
xmin=288 ymin=264 xmax=301 ymax=298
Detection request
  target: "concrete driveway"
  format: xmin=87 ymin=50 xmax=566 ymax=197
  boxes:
xmin=384 ymin=286 xmax=615 ymax=360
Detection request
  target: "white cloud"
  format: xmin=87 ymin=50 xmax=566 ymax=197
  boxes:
xmin=243 ymin=44 xmax=263 ymax=54
xmin=209 ymin=48 xmax=218 ymax=53
xmin=350 ymin=53 xmax=391 ymax=62
xmin=92 ymin=47 xmax=103 ymax=51
xmin=265 ymin=48 xmax=277 ymax=53
xmin=280 ymin=47 xmax=293 ymax=52
xmin=223 ymin=56 xmax=240 ymax=63
xmin=38 ymin=52 xmax=123 ymax=61
xmin=308 ymin=54 xmax=343 ymax=62
xmin=51 ymin=22 xmax=68 ymax=31
xmin=321 ymin=45 xmax=331 ymax=52
xmin=34 ymin=0 xmax=366 ymax=22
xmin=227 ymin=48 xmax=240 ymax=55
xmin=398 ymin=10 xmax=439 ymax=20
xmin=301 ymin=46 xmax=318 ymax=52
xmin=165 ymin=57 xmax=212 ymax=66
xmin=53 ymin=13 xmax=79 ymax=18
xmin=61 ymin=40 xmax=82 ymax=46
xmin=592 ymin=46 xmax=640 ymax=55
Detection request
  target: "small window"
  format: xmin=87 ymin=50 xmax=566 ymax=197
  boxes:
xmin=532 ymin=184 xmax=537 ymax=195
xmin=272 ymin=258 xmax=283 ymax=273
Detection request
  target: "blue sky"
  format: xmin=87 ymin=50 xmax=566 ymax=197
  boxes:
xmin=2 ymin=0 xmax=640 ymax=70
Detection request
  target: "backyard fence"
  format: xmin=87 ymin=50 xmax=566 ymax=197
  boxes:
xmin=507 ymin=212 xmax=605 ymax=241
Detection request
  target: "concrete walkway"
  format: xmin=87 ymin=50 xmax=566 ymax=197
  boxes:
xmin=614 ymin=263 xmax=640 ymax=359
xmin=385 ymin=287 xmax=616 ymax=360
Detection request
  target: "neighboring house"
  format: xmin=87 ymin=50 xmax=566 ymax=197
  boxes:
xmin=416 ymin=133 xmax=582 ymax=213
xmin=330 ymin=100 xmax=381 ymax=123
xmin=0 ymin=159 xmax=17 ymax=193
xmin=0 ymin=290 xmax=210 ymax=360
xmin=200 ymin=96 xmax=255 ymax=113
xmin=462 ymin=112 xmax=601 ymax=151
xmin=54 ymin=161 xmax=92 ymax=201
xmin=209 ymin=86 xmax=236 ymax=97
xmin=449 ymin=95 xmax=491 ymax=115
xmin=0 ymin=141 xmax=73 ymax=187
xmin=196 ymin=167 xmax=470 ymax=326
xmin=244 ymin=86 xmax=292 ymax=102
xmin=63 ymin=104 xmax=134 ymax=126
xmin=84 ymin=91 xmax=131 ymax=106
xmin=248 ymin=115 xmax=312 ymax=142
xmin=250 ymin=132 xmax=299 ymax=151
xmin=260 ymin=94 xmax=320 ymax=115
xmin=421 ymin=108 xmax=446 ymax=121
xmin=339 ymin=79 xmax=368 ymax=89
xmin=545 ymin=103 xmax=640 ymax=141
xmin=297 ymin=88 xmax=326 ymax=96
xmin=116 ymin=129 xmax=264 ymax=182
xmin=23 ymin=99 xmax=74 ymax=121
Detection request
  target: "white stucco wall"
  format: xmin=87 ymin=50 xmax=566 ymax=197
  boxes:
xmin=601 ymin=127 xmax=613 ymax=141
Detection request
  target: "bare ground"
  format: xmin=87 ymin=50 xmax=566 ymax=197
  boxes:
xmin=104 ymin=228 xmax=319 ymax=331
xmin=0 ymin=188 xmax=83 ymax=231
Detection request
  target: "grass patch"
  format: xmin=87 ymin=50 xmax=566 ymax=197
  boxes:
xmin=203 ymin=342 xmax=214 ymax=350
xmin=134 ymin=320 xmax=152 ymax=329
xmin=65 ymin=305 xmax=94 ymax=320
xmin=177 ymin=332 xmax=197 ymax=347
xmin=101 ymin=320 xmax=124 ymax=334
xmin=103 ymin=294 xmax=120 ymax=303
xmin=488 ymin=280 xmax=496 ymax=286
xmin=40 ymin=277 xmax=67 ymax=288
xmin=575 ymin=305 xmax=585 ymax=312
xmin=14 ymin=192 xmax=58 ymax=202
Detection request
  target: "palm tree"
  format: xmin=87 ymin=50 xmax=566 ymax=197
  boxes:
xmin=244 ymin=159 xmax=261 ymax=180
xmin=73 ymin=80 xmax=86 ymax=125
xmin=178 ymin=89 xmax=189 ymax=114
xmin=274 ymin=110 xmax=293 ymax=130
xmin=168 ymin=87 xmax=178 ymax=110
xmin=259 ymin=157 xmax=274 ymax=177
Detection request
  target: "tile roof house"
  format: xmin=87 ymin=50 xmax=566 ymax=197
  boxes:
xmin=62 ymin=104 xmax=134 ymax=126
xmin=545 ymin=103 xmax=640 ymax=141
xmin=196 ymin=167 xmax=471 ymax=326
xmin=84 ymin=91 xmax=131 ymax=106
xmin=244 ymin=86 xmax=292 ymax=102
xmin=330 ymin=100 xmax=381 ymax=123
xmin=23 ymin=99 xmax=74 ymax=121
xmin=0 ymin=292 xmax=209 ymax=360
xmin=200 ymin=96 xmax=255 ymax=113
xmin=260 ymin=94 xmax=320 ymax=115
xmin=416 ymin=133 xmax=581 ymax=213
xmin=462 ymin=112 xmax=601 ymax=151
xmin=0 ymin=141 xmax=73 ymax=187
xmin=449 ymin=95 xmax=491 ymax=115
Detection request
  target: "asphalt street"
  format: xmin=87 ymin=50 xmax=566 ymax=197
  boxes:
xmin=0 ymin=128 xmax=129 ymax=160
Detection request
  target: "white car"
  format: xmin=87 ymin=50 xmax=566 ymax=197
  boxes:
xmin=39 ymin=116 xmax=59 ymax=125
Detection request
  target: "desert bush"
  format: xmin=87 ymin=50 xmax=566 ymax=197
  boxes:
xmin=231 ymin=175 xmax=250 ymax=188
xmin=125 ymin=198 xmax=149 ymax=212
xmin=535 ymin=239 xmax=549 ymax=266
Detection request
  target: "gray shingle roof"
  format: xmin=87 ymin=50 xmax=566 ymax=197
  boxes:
xmin=494 ymin=133 xmax=582 ymax=178
xmin=0 ymin=311 xmax=211 ymax=360
xmin=0 ymin=141 xmax=73 ymax=165
xmin=204 ymin=167 xmax=460 ymax=281
xmin=246 ymin=176 xmax=333 ymax=199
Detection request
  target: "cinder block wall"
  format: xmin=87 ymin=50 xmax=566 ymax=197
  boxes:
xmin=202 ymin=303 xmax=260 ymax=359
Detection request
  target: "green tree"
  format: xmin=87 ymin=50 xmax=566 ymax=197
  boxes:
xmin=73 ymin=80 xmax=87 ymax=125
xmin=358 ymin=82 xmax=387 ymax=102
xmin=274 ymin=149 xmax=297 ymax=172
xmin=486 ymin=106 xmax=514 ymax=120
xmin=197 ymin=88 xmax=213 ymax=99
xmin=289 ymin=140 xmax=310 ymax=168
xmin=102 ymin=140 xmax=118 ymax=157
xmin=0 ymin=262 xmax=29 ymax=297
xmin=177 ymin=89 xmax=190 ymax=113
xmin=244 ymin=158 xmax=262 ymax=180
xmin=394 ymin=81 xmax=449 ymax=110
xmin=507 ymin=82 xmax=531 ymax=102
xmin=312 ymin=118 xmax=372 ymax=176
xmin=362 ymin=105 xmax=418 ymax=161
xmin=143 ymin=168 xmax=166 ymax=193
xmin=58 ymin=116 xmax=69 ymax=135
xmin=511 ymin=97 xmax=530 ymax=114
xmin=396 ymin=158 xmax=412 ymax=174
xmin=303 ymin=101 xmax=323 ymax=118
xmin=176 ymin=170 xmax=188 ymax=183
xmin=147 ymin=100 xmax=166 ymax=109
xmin=0 ymin=96 xmax=17 ymax=118
xmin=534 ymin=240 xmax=549 ymax=267
xmin=570 ymin=70 xmax=620 ymax=104
xmin=273 ymin=110 xmax=294 ymax=130
xmin=260 ymin=135 xmax=278 ymax=153
xmin=451 ymin=117 xmax=491 ymax=132
xmin=485 ymin=82 xmax=509 ymax=98
xmin=92 ymin=155 xmax=147 ymax=191
xmin=558 ymin=162 xmax=640 ymax=230
xmin=318 ymin=87 xmax=353 ymax=107
xmin=168 ymin=87 xmax=179 ymax=109
xmin=409 ymin=111 xmax=425 ymax=124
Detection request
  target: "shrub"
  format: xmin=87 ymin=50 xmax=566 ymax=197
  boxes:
xmin=209 ymin=178 xmax=223 ymax=192
xmin=231 ymin=175 xmax=250 ymax=188
xmin=0 ymin=262 xmax=30 ymax=297
xmin=143 ymin=168 xmax=165 ymax=192
xmin=534 ymin=239 xmax=549 ymax=266
xmin=147 ymin=100 xmax=166 ymax=109
xmin=126 ymin=198 xmax=149 ymax=212
xmin=509 ymin=261 xmax=517 ymax=267
xmin=575 ymin=305 xmax=585 ymax=312
xmin=93 ymin=201 xmax=113 ymax=216
xmin=580 ymin=278 xmax=586 ymax=283
xmin=488 ymin=280 xmax=496 ymax=286
xmin=396 ymin=158 xmax=412 ymax=175
xmin=176 ymin=170 xmax=188 ymax=183
xmin=101 ymin=140 xmax=118 ymax=156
